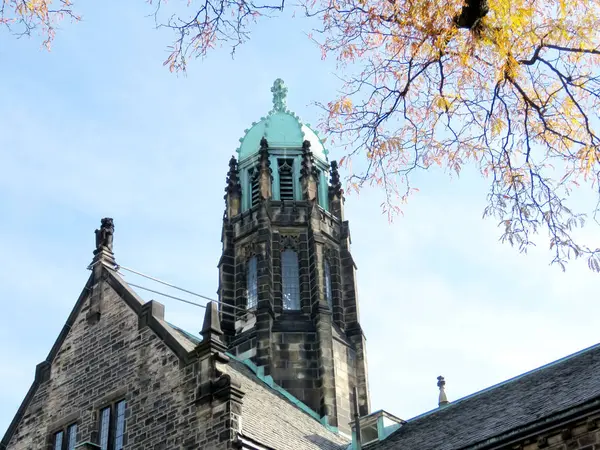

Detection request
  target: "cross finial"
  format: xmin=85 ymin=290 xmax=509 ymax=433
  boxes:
xmin=271 ymin=78 xmax=288 ymax=112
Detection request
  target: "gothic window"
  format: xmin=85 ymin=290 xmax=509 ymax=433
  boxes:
xmin=281 ymin=249 xmax=300 ymax=310
xmin=324 ymin=260 xmax=333 ymax=309
xmin=99 ymin=399 xmax=126 ymax=450
xmin=278 ymin=159 xmax=294 ymax=201
xmin=52 ymin=422 xmax=77 ymax=450
xmin=247 ymin=256 xmax=258 ymax=309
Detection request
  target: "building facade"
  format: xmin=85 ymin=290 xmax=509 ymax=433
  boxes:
xmin=2 ymin=79 xmax=600 ymax=450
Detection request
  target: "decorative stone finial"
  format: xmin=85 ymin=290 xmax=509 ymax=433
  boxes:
xmin=301 ymin=140 xmax=318 ymax=203
xmin=225 ymin=156 xmax=241 ymax=196
xmin=224 ymin=156 xmax=242 ymax=219
xmin=260 ymin=136 xmax=269 ymax=150
xmin=94 ymin=218 xmax=114 ymax=254
xmin=329 ymin=161 xmax=342 ymax=196
xmin=437 ymin=376 xmax=449 ymax=407
xmin=201 ymin=301 xmax=224 ymax=342
xmin=271 ymin=78 xmax=288 ymax=112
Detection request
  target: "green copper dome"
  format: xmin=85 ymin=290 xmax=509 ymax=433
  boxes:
xmin=237 ymin=79 xmax=328 ymax=162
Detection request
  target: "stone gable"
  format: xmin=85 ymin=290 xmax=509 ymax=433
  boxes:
xmin=4 ymin=268 xmax=239 ymax=450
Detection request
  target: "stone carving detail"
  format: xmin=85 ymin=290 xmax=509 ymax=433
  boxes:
xmin=94 ymin=218 xmax=114 ymax=254
xmin=324 ymin=246 xmax=338 ymax=262
xmin=242 ymin=241 xmax=260 ymax=259
xmin=281 ymin=235 xmax=299 ymax=250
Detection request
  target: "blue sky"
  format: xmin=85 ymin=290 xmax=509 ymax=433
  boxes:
xmin=1 ymin=0 xmax=600 ymax=437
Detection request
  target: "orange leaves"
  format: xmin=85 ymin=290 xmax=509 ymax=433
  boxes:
xmin=2 ymin=0 xmax=80 ymax=49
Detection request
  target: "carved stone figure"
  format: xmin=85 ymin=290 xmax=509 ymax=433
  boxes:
xmin=94 ymin=218 xmax=114 ymax=254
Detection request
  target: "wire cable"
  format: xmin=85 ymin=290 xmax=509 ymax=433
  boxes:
xmin=113 ymin=264 xmax=253 ymax=316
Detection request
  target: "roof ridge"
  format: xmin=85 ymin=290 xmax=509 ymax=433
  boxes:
xmin=405 ymin=341 xmax=600 ymax=424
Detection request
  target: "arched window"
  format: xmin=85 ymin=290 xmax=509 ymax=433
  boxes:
xmin=247 ymin=256 xmax=258 ymax=309
xmin=281 ymin=249 xmax=300 ymax=310
xmin=324 ymin=260 xmax=333 ymax=309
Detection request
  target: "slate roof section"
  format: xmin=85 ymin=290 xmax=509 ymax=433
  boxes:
xmin=373 ymin=342 xmax=600 ymax=450
xmin=226 ymin=360 xmax=350 ymax=450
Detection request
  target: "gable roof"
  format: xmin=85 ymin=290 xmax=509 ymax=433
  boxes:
xmin=1 ymin=260 xmax=348 ymax=450
xmin=373 ymin=342 xmax=600 ymax=450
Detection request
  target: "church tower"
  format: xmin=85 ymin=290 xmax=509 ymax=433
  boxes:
xmin=218 ymin=79 xmax=370 ymax=434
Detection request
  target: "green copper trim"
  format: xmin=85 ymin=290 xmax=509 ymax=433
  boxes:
xmin=226 ymin=352 xmax=339 ymax=434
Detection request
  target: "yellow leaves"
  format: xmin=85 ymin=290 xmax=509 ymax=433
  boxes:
xmin=576 ymin=146 xmax=600 ymax=179
xmin=432 ymin=95 xmax=450 ymax=111
xmin=491 ymin=117 xmax=506 ymax=137
xmin=329 ymin=97 xmax=353 ymax=115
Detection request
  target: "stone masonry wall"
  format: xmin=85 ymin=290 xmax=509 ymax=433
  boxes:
xmin=6 ymin=279 xmax=237 ymax=450
xmin=504 ymin=414 xmax=600 ymax=450
xmin=332 ymin=338 xmax=357 ymax=435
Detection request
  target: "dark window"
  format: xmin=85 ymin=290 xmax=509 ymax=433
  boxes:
xmin=278 ymin=159 xmax=294 ymax=201
xmin=282 ymin=249 xmax=300 ymax=310
xmin=247 ymin=256 xmax=258 ymax=309
xmin=98 ymin=399 xmax=126 ymax=450
xmin=52 ymin=423 xmax=77 ymax=450
xmin=324 ymin=260 xmax=333 ymax=309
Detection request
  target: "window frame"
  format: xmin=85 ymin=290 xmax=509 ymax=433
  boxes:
xmin=98 ymin=398 xmax=126 ymax=450
xmin=51 ymin=422 xmax=78 ymax=450
xmin=278 ymin=158 xmax=295 ymax=201
xmin=246 ymin=256 xmax=258 ymax=310
xmin=281 ymin=249 xmax=301 ymax=310
xmin=324 ymin=259 xmax=333 ymax=309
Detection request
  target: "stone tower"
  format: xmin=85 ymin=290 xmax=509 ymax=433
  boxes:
xmin=218 ymin=79 xmax=370 ymax=434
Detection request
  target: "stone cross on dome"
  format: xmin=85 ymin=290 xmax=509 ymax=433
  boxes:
xmin=271 ymin=78 xmax=288 ymax=112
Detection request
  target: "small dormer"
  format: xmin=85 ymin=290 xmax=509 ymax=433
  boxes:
xmin=351 ymin=410 xmax=405 ymax=449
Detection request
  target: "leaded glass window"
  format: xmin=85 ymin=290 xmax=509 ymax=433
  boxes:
xmin=99 ymin=407 xmax=110 ymax=450
xmin=247 ymin=256 xmax=258 ymax=309
xmin=114 ymin=400 xmax=126 ymax=450
xmin=51 ymin=423 xmax=77 ymax=450
xmin=53 ymin=431 xmax=64 ymax=450
xmin=98 ymin=400 xmax=126 ymax=450
xmin=66 ymin=423 xmax=77 ymax=450
xmin=278 ymin=159 xmax=294 ymax=201
xmin=324 ymin=260 xmax=333 ymax=309
xmin=282 ymin=249 xmax=300 ymax=310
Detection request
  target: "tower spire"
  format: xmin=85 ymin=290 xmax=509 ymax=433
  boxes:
xmin=224 ymin=155 xmax=241 ymax=218
xmin=301 ymin=140 xmax=318 ymax=203
xmin=329 ymin=161 xmax=344 ymax=219
xmin=258 ymin=137 xmax=272 ymax=201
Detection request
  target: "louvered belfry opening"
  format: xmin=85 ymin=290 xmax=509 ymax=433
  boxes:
xmin=250 ymin=168 xmax=260 ymax=207
xmin=278 ymin=159 xmax=294 ymax=201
